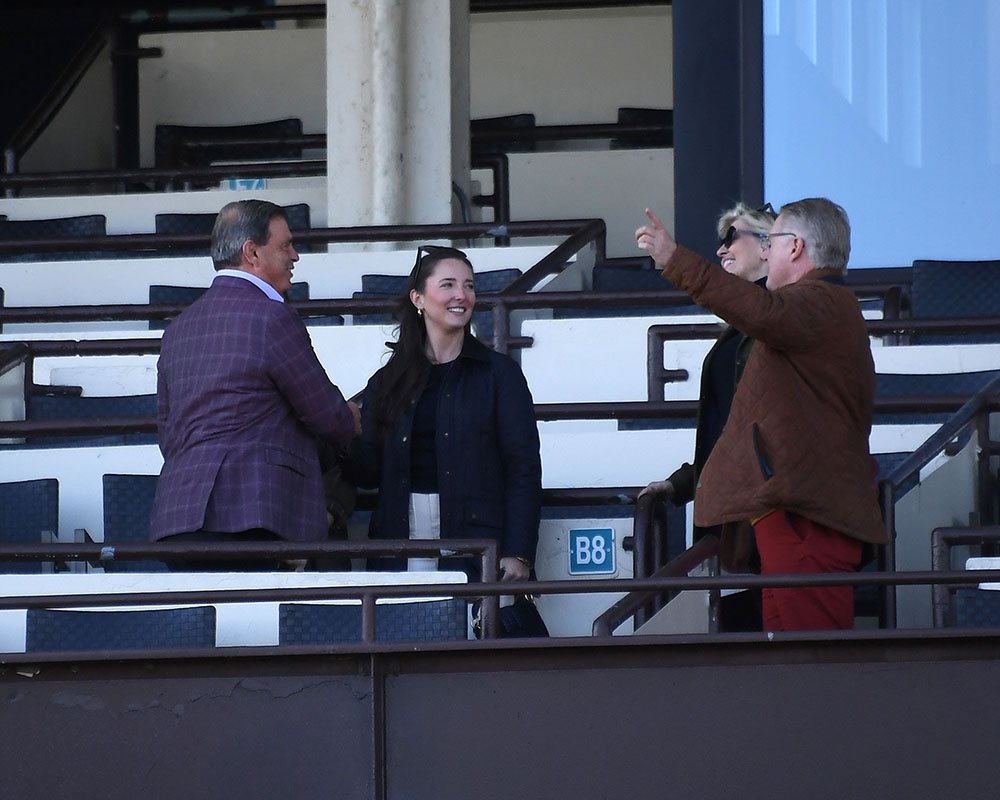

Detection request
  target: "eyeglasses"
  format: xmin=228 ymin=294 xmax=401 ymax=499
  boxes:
xmin=721 ymin=226 xmax=767 ymax=249
xmin=761 ymin=232 xmax=798 ymax=250
xmin=411 ymin=244 xmax=469 ymax=281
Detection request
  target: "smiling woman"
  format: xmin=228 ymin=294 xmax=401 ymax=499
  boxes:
xmin=345 ymin=245 xmax=543 ymax=616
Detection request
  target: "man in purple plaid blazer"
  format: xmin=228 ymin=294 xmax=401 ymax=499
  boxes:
xmin=150 ymin=200 xmax=360 ymax=569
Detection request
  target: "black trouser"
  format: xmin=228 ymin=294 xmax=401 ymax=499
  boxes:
xmin=161 ymin=529 xmax=284 ymax=572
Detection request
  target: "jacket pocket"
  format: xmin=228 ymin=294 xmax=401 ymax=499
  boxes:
xmin=752 ymin=423 xmax=773 ymax=481
xmin=265 ymin=446 xmax=309 ymax=477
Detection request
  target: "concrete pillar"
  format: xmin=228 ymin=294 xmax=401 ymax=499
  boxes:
xmin=326 ymin=0 xmax=470 ymax=232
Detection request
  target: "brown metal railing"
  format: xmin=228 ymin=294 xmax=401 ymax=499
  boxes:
xmin=0 ymin=539 xmax=502 ymax=641
xmin=930 ymin=526 xmax=1000 ymax=627
xmin=0 ymin=217 xmax=594 ymax=258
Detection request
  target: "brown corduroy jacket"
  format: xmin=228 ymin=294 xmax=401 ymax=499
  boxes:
xmin=660 ymin=246 xmax=887 ymax=545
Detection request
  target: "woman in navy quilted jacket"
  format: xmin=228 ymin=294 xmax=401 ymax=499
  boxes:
xmin=348 ymin=246 xmax=542 ymax=582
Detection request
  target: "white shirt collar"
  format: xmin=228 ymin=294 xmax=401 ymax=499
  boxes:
xmin=216 ymin=268 xmax=285 ymax=302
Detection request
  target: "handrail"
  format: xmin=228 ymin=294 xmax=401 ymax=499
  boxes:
xmin=0 ymin=342 xmax=30 ymax=378
xmin=593 ymin=535 xmax=721 ymax=636
xmin=646 ymin=316 xmax=1000 ymax=399
xmin=629 ymin=491 xmax=673 ymax=626
xmin=3 ymin=19 xmax=111 ymax=180
xmin=0 ymin=217 xmax=594 ymax=256
xmin=0 ymin=397 xmax=983 ymax=442
xmin=0 ymin=538 xmax=501 ymax=640
xmin=171 ymin=119 xmax=672 ymax=160
xmin=930 ymin=526 xmax=1000 ymax=627
xmin=502 ymin=218 xmax=606 ymax=293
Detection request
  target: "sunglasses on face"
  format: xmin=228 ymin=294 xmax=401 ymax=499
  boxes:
xmin=720 ymin=226 xmax=767 ymax=249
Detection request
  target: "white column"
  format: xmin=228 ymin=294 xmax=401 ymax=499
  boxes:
xmin=326 ymin=0 xmax=469 ymax=233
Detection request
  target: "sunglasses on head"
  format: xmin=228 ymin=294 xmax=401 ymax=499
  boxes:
xmin=411 ymin=244 xmax=470 ymax=281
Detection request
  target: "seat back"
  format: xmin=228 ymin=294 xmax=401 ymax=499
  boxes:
xmin=875 ymin=369 xmax=1000 ymax=424
xmin=279 ymin=598 xmax=468 ymax=644
xmin=102 ymin=473 xmax=166 ymax=572
xmin=911 ymin=259 xmax=1000 ymax=344
xmin=154 ymin=202 xmax=312 ymax=256
xmin=0 ymin=215 xmax=109 ymax=261
xmin=149 ymin=280 xmax=340 ymax=328
xmin=25 ymin=393 xmax=158 ymax=447
xmin=353 ymin=268 xmax=521 ymax=336
xmin=25 ymin=606 xmax=216 ymax=652
xmin=0 ymin=478 xmax=58 ymax=574
xmin=154 ymin=118 xmax=304 ymax=168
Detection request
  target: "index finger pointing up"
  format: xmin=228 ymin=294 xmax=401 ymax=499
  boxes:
xmin=645 ymin=208 xmax=664 ymax=230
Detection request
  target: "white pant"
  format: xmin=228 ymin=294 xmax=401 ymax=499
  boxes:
xmin=408 ymin=493 xmax=441 ymax=572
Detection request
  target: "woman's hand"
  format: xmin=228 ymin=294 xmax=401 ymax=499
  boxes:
xmin=638 ymin=479 xmax=674 ymax=500
xmin=500 ymin=556 xmax=531 ymax=581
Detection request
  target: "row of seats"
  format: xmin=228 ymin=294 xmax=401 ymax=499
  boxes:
xmin=23 ymin=598 xmax=467 ymax=653
xmin=0 ymin=202 xmax=311 ymax=261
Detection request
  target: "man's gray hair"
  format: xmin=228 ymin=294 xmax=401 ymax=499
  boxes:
xmin=779 ymin=197 xmax=851 ymax=273
xmin=210 ymin=199 xmax=289 ymax=270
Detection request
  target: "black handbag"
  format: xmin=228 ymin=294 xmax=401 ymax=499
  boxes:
xmin=473 ymin=595 xmax=549 ymax=639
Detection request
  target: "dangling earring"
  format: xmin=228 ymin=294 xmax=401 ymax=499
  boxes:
xmin=417 ymin=307 xmax=423 ymax=317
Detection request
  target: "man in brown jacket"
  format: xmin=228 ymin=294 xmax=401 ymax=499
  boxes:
xmin=636 ymin=197 xmax=886 ymax=631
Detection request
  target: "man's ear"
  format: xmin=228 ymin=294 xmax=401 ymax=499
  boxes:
xmin=241 ymin=239 xmax=257 ymax=267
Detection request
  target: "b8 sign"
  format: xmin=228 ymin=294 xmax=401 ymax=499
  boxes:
xmin=568 ymin=528 xmax=615 ymax=575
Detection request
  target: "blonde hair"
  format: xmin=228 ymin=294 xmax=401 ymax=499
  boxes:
xmin=716 ymin=202 xmax=776 ymax=239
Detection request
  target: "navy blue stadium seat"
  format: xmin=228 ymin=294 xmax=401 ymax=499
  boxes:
xmin=279 ymin=598 xmax=468 ymax=644
xmin=352 ymin=268 xmax=521 ymax=337
xmin=0 ymin=478 xmax=58 ymax=574
xmin=556 ymin=262 xmax=699 ymax=318
xmin=471 ymin=113 xmax=536 ymax=154
xmin=153 ymin=202 xmax=313 ymax=256
xmin=875 ymin=370 xmax=1000 ymax=425
xmin=149 ymin=280 xmax=341 ymax=328
xmin=25 ymin=606 xmax=216 ymax=652
xmin=154 ymin=118 xmax=304 ymax=168
xmin=611 ymin=106 xmax=672 ymax=149
xmin=102 ymin=473 xmax=166 ymax=573
xmin=0 ymin=215 xmax=110 ymax=262
xmin=953 ymin=587 xmax=1000 ymax=628
xmin=24 ymin=392 xmax=158 ymax=447
xmin=910 ymin=259 xmax=1000 ymax=344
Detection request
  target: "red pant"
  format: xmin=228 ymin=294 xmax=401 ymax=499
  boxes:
xmin=753 ymin=511 xmax=862 ymax=631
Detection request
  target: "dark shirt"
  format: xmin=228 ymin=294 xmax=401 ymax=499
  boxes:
xmin=410 ymin=362 xmax=452 ymax=492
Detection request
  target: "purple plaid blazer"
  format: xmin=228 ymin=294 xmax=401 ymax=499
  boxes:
xmin=150 ymin=276 xmax=355 ymax=542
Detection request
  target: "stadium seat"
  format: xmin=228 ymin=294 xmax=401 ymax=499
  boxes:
xmin=352 ymin=268 xmax=521 ymax=336
xmin=556 ymin=262 xmax=699 ymax=319
xmin=149 ymin=280 xmax=341 ymax=328
xmin=471 ymin=113 xmax=536 ymax=154
xmin=278 ymin=598 xmax=468 ymax=644
xmin=25 ymin=606 xmax=216 ymax=652
xmin=910 ymin=259 xmax=1000 ymax=344
xmin=154 ymin=202 xmax=313 ymax=256
xmin=0 ymin=478 xmax=58 ymax=574
xmin=0 ymin=214 xmax=109 ymax=262
xmin=154 ymin=118 xmax=304 ymax=168
xmin=24 ymin=392 xmax=157 ymax=447
xmin=611 ymin=106 xmax=672 ymax=149
xmin=101 ymin=473 xmax=166 ymax=573
xmin=953 ymin=587 xmax=1000 ymax=628
xmin=874 ymin=369 xmax=1000 ymax=425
